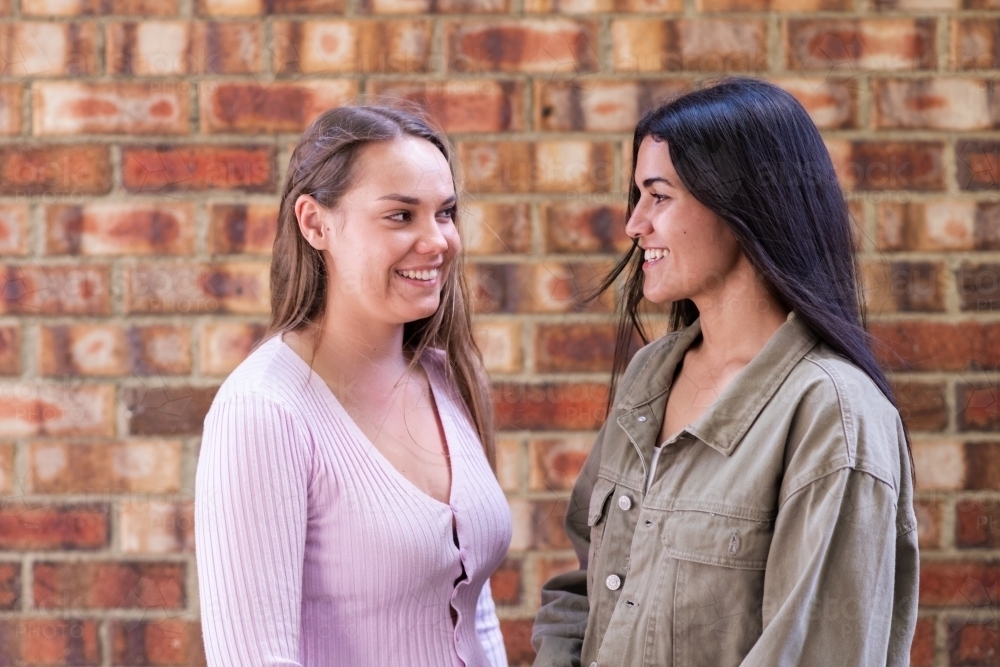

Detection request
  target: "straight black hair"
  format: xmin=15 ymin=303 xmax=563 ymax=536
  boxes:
xmin=595 ymin=76 xmax=913 ymax=466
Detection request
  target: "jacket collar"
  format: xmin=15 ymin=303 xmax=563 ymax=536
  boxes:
xmin=617 ymin=310 xmax=820 ymax=458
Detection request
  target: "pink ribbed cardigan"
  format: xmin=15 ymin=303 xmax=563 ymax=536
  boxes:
xmin=194 ymin=334 xmax=513 ymax=667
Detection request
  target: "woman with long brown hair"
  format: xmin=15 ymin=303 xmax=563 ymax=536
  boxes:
xmin=195 ymin=105 xmax=512 ymax=667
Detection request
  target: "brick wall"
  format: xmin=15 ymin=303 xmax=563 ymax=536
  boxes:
xmin=0 ymin=0 xmax=996 ymax=663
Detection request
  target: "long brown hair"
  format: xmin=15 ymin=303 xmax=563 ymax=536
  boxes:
xmin=257 ymin=104 xmax=496 ymax=470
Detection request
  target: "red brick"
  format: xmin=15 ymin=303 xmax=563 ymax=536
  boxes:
xmin=40 ymin=323 xmax=191 ymax=376
xmin=494 ymin=382 xmax=608 ymax=430
xmin=0 ymin=382 xmax=114 ymax=437
xmin=123 ymin=385 xmax=219 ymax=436
xmin=200 ymin=81 xmax=357 ymax=134
xmin=32 ymin=82 xmax=188 ymax=135
xmin=0 ymin=205 xmax=27 ymax=257
xmin=949 ymin=619 xmax=1000 ymax=666
xmin=826 ymin=140 xmax=944 ymax=192
xmin=0 ymin=22 xmax=98 ymax=77
xmin=957 ymin=262 xmax=1000 ymax=312
xmin=913 ymin=440 xmax=965 ymax=491
xmin=529 ymin=435 xmax=591 ymax=491
xmin=785 ymin=19 xmax=936 ymax=71
xmin=878 ymin=201 xmax=1000 ymax=252
xmin=542 ymin=202 xmax=629 ymax=254
xmin=200 ymin=321 xmax=268 ymax=375
xmin=911 ymin=618 xmax=935 ymax=667
xmin=198 ymin=0 xmax=342 ymax=14
xmin=874 ymin=79 xmax=1000 ymax=130
xmin=274 ymin=20 xmax=431 ymax=74
xmin=447 ymin=20 xmax=598 ymax=74
xmin=915 ymin=499 xmax=942 ymax=549
xmin=495 ymin=437 xmax=521 ymax=492
xmin=500 ymin=619 xmax=535 ymax=666
xmin=0 ymin=145 xmax=111 ymax=196
xmin=0 ymin=442 xmax=11 ymax=494
xmin=124 ymin=261 xmax=270 ymax=315
xmin=964 ymin=443 xmax=1000 ymax=489
xmin=489 ymin=558 xmax=521 ymax=606
xmin=0 ymin=326 xmax=19 ymax=376
xmin=613 ymin=19 xmax=767 ymax=72
xmin=0 ymin=265 xmax=111 ymax=316
xmin=958 ymin=142 xmax=1000 ymax=192
xmin=459 ymin=141 xmax=614 ymax=194
xmin=46 ymin=202 xmax=195 ymax=256
xmin=953 ymin=20 xmax=1000 ymax=70
xmin=862 ymin=260 xmax=946 ymax=314
xmin=28 ymin=440 xmax=183 ymax=494
xmin=362 ymin=0 xmax=507 ymax=12
xmin=208 ymin=203 xmax=277 ymax=255
xmin=527 ymin=0 xmax=678 ymax=15
xmin=700 ymin=0 xmax=848 ymax=8
xmin=772 ymin=78 xmax=858 ymax=129
xmin=534 ymin=323 xmax=616 ymax=373
xmin=107 ymin=21 xmax=264 ymax=75
xmin=0 ymin=85 xmax=21 ymax=135
xmin=469 ymin=262 xmax=614 ymax=315
xmin=123 ymin=145 xmax=274 ymax=194
xmin=0 ymin=562 xmax=18 ymax=609
xmin=920 ymin=560 xmax=1000 ymax=607
xmin=110 ymin=619 xmax=205 ymax=665
xmin=536 ymin=80 xmax=687 ymax=132
xmin=871 ymin=321 xmax=1000 ymax=372
xmin=24 ymin=0 xmax=177 ymax=13
xmin=536 ymin=555 xmax=578 ymax=589
xmin=892 ymin=380 xmax=948 ymax=432
xmin=33 ymin=561 xmax=185 ymax=610
xmin=368 ymin=80 xmax=524 ymax=133
xmin=0 ymin=619 xmax=101 ymax=665
xmin=959 ymin=387 xmax=1000 ymax=433
xmin=530 ymin=499 xmax=572 ymax=549
xmin=472 ymin=320 xmax=522 ymax=373
xmin=462 ymin=202 xmax=532 ymax=256
xmin=957 ymin=498 xmax=1000 ymax=548
xmin=879 ymin=0 xmax=954 ymax=8
xmin=119 ymin=500 xmax=194 ymax=554
xmin=0 ymin=504 xmax=108 ymax=550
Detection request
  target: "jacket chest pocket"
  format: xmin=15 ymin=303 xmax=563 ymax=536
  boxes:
xmin=662 ymin=510 xmax=774 ymax=667
xmin=586 ymin=478 xmax=616 ymax=572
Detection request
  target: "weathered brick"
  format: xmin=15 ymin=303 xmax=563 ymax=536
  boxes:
xmin=910 ymin=618 xmax=935 ymax=667
xmin=0 ymin=442 xmax=13 ymax=493
xmin=0 ymin=326 xmax=16 ymax=376
xmin=0 ymin=382 xmax=114 ymax=437
xmin=913 ymin=440 xmax=965 ymax=491
xmin=0 ymin=504 xmax=108 ymax=550
xmin=33 ymin=561 xmax=185 ymax=609
xmin=700 ymin=0 xmax=848 ymax=9
xmin=40 ymin=324 xmax=191 ymax=376
xmin=28 ymin=440 xmax=182 ymax=494
xmin=24 ymin=0 xmax=177 ymax=14
xmin=874 ymin=79 xmax=1000 ymax=130
xmin=0 ymin=265 xmax=111 ymax=316
xmin=527 ymin=0 xmax=679 ymax=13
xmin=362 ymin=0 xmax=506 ymax=12
xmin=462 ymin=202 xmax=531 ymax=256
xmin=468 ymin=262 xmax=614 ymax=315
xmin=959 ymin=387 xmax=1000 ymax=433
xmin=495 ymin=437 xmax=521 ymax=492
xmin=862 ymin=260 xmax=946 ymax=313
xmin=198 ymin=0 xmax=342 ymax=14
xmin=920 ymin=560 xmax=1000 ymax=607
xmin=0 ymin=619 xmax=101 ymax=665
xmin=878 ymin=201 xmax=1000 ymax=252
xmin=785 ymin=19 xmax=936 ymax=71
xmin=489 ymin=558 xmax=521 ymax=606
xmin=119 ymin=500 xmax=194 ymax=554
xmin=33 ymin=82 xmax=187 ymax=135
xmin=0 ymin=205 xmax=30 ymax=256
xmin=826 ymin=140 xmax=944 ymax=192
xmin=201 ymin=81 xmax=357 ymax=134
xmin=46 ymin=202 xmax=195 ymax=256
xmin=530 ymin=499 xmax=572 ymax=549
xmin=964 ymin=443 xmax=1000 ymax=489
xmin=0 ymin=562 xmax=19 ymax=609
xmin=871 ymin=321 xmax=1000 ymax=372
xmin=0 ymin=84 xmax=21 ymax=135
xmin=529 ymin=435 xmax=591 ymax=491
xmin=893 ymin=380 xmax=948 ymax=432
xmin=535 ymin=555 xmax=578 ymax=588
xmin=274 ymin=20 xmax=432 ymax=74
xmin=123 ymin=384 xmax=218 ymax=436
xmin=613 ymin=19 xmax=767 ymax=72
xmin=122 ymin=145 xmax=274 ymax=194
xmin=494 ymin=382 xmax=608 ymax=430
xmin=772 ymin=78 xmax=858 ymax=129
xmin=542 ymin=201 xmax=629 ymax=254
xmin=915 ymin=499 xmax=941 ymax=549
xmin=125 ymin=261 xmax=270 ymax=315
xmin=107 ymin=21 xmax=264 ymax=75
xmin=459 ymin=141 xmax=614 ymax=194
xmin=208 ymin=203 xmax=278 ymax=255
xmin=535 ymin=322 xmax=616 ymax=373
xmin=447 ymin=20 xmax=598 ymax=74
xmin=957 ymin=262 xmax=1000 ymax=312
xmin=0 ymin=145 xmax=111 ymax=196
xmin=953 ymin=20 xmax=1000 ymax=70
xmin=536 ymin=80 xmax=688 ymax=132
xmin=472 ymin=320 xmax=522 ymax=373
xmin=110 ymin=619 xmax=205 ymax=665
xmin=949 ymin=619 xmax=1000 ymax=666
xmin=200 ymin=321 xmax=268 ymax=375
xmin=500 ymin=619 xmax=535 ymax=667
xmin=369 ymin=80 xmax=524 ymax=133
xmin=0 ymin=22 xmax=98 ymax=77
xmin=958 ymin=142 xmax=1000 ymax=192
xmin=957 ymin=498 xmax=1000 ymax=548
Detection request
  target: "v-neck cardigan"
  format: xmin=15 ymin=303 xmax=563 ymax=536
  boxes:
xmin=194 ymin=334 xmax=513 ymax=667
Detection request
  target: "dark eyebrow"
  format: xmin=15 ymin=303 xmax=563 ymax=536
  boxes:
xmin=378 ymin=194 xmax=458 ymax=208
xmin=642 ymin=177 xmax=674 ymax=188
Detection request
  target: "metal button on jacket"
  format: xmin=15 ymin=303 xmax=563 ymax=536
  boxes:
xmin=605 ymin=574 xmax=621 ymax=591
xmin=618 ymin=495 xmax=632 ymax=511
xmin=637 ymin=415 xmax=647 ymax=422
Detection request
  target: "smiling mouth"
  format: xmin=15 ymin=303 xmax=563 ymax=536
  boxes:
xmin=396 ymin=268 xmax=440 ymax=282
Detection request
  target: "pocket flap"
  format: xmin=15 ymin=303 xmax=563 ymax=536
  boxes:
xmin=587 ymin=477 xmax=616 ymax=527
xmin=661 ymin=510 xmax=772 ymax=570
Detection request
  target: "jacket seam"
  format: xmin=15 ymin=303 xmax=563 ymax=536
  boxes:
xmin=803 ymin=355 xmax=856 ymax=466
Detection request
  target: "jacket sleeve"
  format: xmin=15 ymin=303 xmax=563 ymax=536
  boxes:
xmin=476 ymin=578 xmax=509 ymax=667
xmin=738 ymin=466 xmax=919 ymax=667
xmin=530 ymin=417 xmax=608 ymax=667
xmin=195 ymin=393 xmax=312 ymax=667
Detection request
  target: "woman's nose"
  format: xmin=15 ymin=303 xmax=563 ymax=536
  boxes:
xmin=416 ymin=217 xmax=449 ymax=254
xmin=625 ymin=205 xmax=652 ymax=239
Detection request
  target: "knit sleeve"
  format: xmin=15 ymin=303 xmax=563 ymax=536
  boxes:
xmin=476 ymin=579 xmax=509 ymax=667
xmin=195 ymin=392 xmax=312 ymax=667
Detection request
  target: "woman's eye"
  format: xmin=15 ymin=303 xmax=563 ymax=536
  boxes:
xmin=652 ymin=193 xmax=669 ymax=203
xmin=388 ymin=211 xmax=411 ymax=222
xmin=438 ymin=207 xmax=456 ymax=221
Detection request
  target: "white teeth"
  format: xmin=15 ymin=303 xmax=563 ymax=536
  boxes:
xmin=397 ymin=268 xmax=439 ymax=281
xmin=644 ymin=248 xmax=667 ymax=261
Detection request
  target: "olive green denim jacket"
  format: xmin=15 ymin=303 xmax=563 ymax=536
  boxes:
xmin=531 ymin=311 xmax=919 ymax=667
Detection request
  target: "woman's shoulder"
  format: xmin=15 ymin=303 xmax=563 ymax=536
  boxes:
xmin=208 ymin=333 xmax=314 ymax=419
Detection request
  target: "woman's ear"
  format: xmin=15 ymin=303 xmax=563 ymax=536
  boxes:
xmin=295 ymin=194 xmax=332 ymax=250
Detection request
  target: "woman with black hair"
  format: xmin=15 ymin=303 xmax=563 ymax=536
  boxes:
xmin=531 ymin=77 xmax=918 ymax=667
